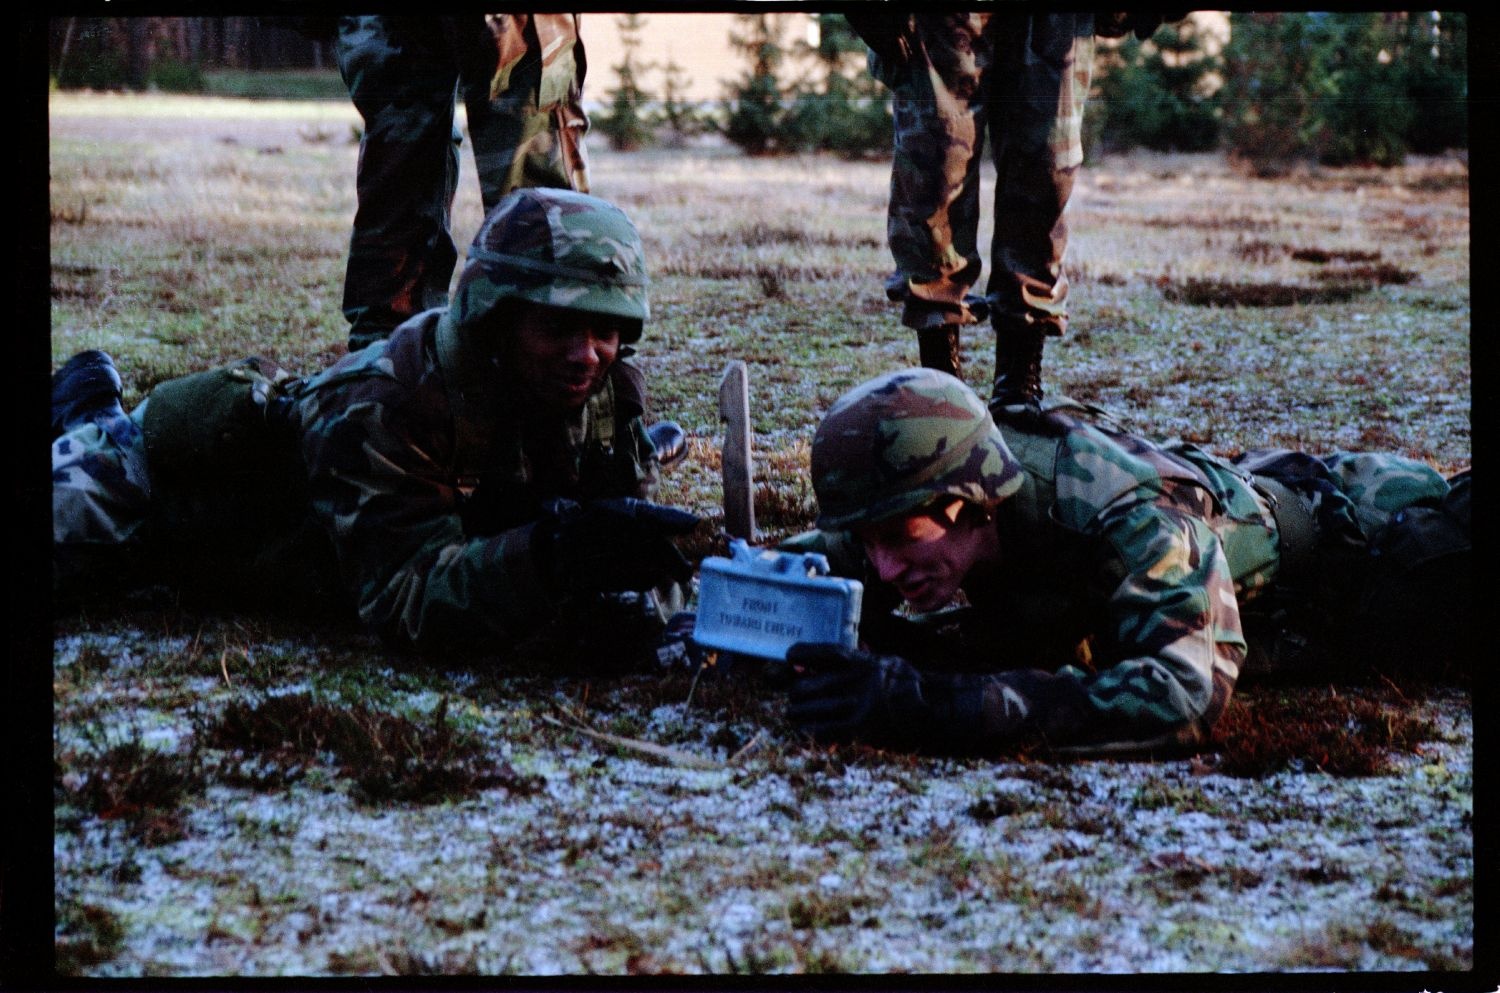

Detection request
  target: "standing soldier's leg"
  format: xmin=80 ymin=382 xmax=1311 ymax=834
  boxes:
xmin=336 ymin=17 xmax=463 ymax=352
xmin=460 ymin=13 xmax=590 ymax=211
xmin=986 ymin=14 xmax=1094 ymax=407
xmin=882 ymin=13 xmax=993 ymax=380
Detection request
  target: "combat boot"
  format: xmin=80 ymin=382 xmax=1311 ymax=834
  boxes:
xmin=917 ymin=325 xmax=963 ymax=380
xmin=51 ymin=350 xmax=125 ymax=438
xmin=990 ymin=321 xmax=1046 ymax=409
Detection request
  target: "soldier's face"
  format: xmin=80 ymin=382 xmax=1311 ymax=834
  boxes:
xmin=509 ymin=304 xmax=623 ymax=412
xmin=856 ymin=500 xmax=994 ymax=613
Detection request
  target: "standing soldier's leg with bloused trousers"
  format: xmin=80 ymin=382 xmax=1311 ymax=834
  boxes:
xmin=459 ymin=14 xmax=590 ymax=208
xmin=984 ymin=13 xmax=1094 ymax=408
xmin=882 ymin=13 xmax=992 ymax=381
xmin=880 ymin=13 xmax=1093 ymax=404
xmin=336 ymin=17 xmax=464 ymax=352
xmin=336 ymin=16 xmax=590 ymax=353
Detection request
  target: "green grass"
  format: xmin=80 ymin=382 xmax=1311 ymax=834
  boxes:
xmin=203 ymin=69 xmax=350 ymax=102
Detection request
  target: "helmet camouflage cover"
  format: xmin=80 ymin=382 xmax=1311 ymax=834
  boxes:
xmin=437 ymin=188 xmax=649 ymax=392
xmin=811 ymin=369 xmax=1025 ymax=530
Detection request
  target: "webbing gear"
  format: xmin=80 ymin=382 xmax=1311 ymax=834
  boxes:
xmin=1252 ymin=474 xmax=1317 ymax=587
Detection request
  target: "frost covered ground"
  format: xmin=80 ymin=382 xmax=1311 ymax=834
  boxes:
xmin=45 ymin=94 xmax=1475 ymax=980
xmin=52 ymin=626 xmax=1473 ymax=977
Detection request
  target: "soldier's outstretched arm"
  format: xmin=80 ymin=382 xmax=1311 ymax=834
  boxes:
xmin=784 ymin=501 xmax=1244 ymax=755
xmin=298 ymin=388 xmax=554 ymax=652
xmin=301 ymin=416 xmax=551 ymax=651
xmin=301 ymin=397 xmax=698 ymax=653
xmin=987 ymin=499 xmax=1245 ymax=753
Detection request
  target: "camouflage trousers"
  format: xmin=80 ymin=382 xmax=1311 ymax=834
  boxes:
xmin=52 ymin=402 xmax=152 ymax=589
xmin=336 ymin=15 xmax=591 ymax=350
xmin=869 ymin=13 xmax=1095 ymax=334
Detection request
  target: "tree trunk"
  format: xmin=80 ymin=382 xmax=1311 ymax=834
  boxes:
xmin=126 ymin=19 xmax=151 ymax=89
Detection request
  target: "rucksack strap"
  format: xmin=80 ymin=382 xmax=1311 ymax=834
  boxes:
xmin=1252 ymin=474 xmax=1318 ymax=586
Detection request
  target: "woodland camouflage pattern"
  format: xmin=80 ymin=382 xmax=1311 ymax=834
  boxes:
xmin=851 ymin=12 xmax=1095 ymax=333
xmin=52 ymin=407 xmax=151 ymax=550
xmin=51 ymin=321 xmax=657 ymax=654
xmin=53 ymin=190 xmax=663 ymax=656
xmin=794 ymin=383 xmax=1458 ymax=754
xmin=435 ymin=187 xmax=651 ymax=447
xmin=337 ymin=15 xmax=590 ymax=348
xmin=437 ymin=188 xmax=649 ymax=349
xmin=811 ymin=369 xmax=1023 ymax=530
xmin=295 ymin=315 xmax=658 ymax=653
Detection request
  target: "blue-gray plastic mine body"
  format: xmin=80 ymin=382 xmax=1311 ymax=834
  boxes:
xmin=693 ymin=540 xmax=863 ymax=660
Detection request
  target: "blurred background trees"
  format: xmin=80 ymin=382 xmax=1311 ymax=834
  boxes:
xmin=1089 ymin=16 xmax=1225 ymax=156
xmin=777 ymin=14 xmax=894 ymax=159
xmin=48 ymin=13 xmax=1468 ymax=169
xmin=721 ymin=13 xmax=791 ymax=156
xmin=1218 ymin=11 xmax=1466 ymax=171
xmin=595 ymin=13 xmax=655 ymax=152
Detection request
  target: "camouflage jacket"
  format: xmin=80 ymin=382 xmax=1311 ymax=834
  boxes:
xmin=791 ymin=403 xmax=1450 ymax=753
xmin=486 ymin=13 xmax=584 ymax=111
xmin=295 ymin=310 xmax=657 ymax=653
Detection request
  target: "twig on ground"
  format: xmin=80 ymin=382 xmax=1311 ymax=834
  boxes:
xmin=542 ymin=713 xmax=723 ymax=770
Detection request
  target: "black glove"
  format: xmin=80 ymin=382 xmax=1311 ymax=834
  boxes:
xmin=656 ymin=610 xmax=712 ymax=670
xmin=533 ymin=498 xmax=699 ymax=597
xmin=784 ymin=644 xmax=994 ymax=753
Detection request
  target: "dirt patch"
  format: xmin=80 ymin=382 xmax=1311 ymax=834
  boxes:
xmin=1290 ymin=247 xmax=1383 ymax=264
xmin=1162 ymin=277 xmax=1369 ymax=307
xmin=203 ymin=692 xmax=545 ymax=803
xmin=1310 ymin=263 xmax=1418 ymax=286
xmin=1210 ymin=685 xmax=1442 ymax=777
xmin=57 ymin=738 xmax=204 ymax=846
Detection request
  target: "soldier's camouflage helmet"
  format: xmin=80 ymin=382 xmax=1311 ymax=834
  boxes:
xmin=436 ymin=188 xmax=649 ymax=392
xmin=811 ymin=369 xmax=1025 ymax=530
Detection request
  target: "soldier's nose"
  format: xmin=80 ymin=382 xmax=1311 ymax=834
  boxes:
xmin=560 ymin=336 xmax=598 ymax=367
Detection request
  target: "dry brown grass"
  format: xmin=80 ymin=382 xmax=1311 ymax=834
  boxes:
xmin=204 ymin=692 xmax=544 ymax=803
xmin=1209 ymin=685 xmax=1443 ymax=778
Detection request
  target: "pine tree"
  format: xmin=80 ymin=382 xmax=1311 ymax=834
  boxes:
xmin=656 ymin=55 xmax=707 ymax=145
xmin=781 ymin=14 xmax=893 ymax=158
xmin=596 ymin=13 xmax=654 ymax=152
xmin=1396 ymin=11 xmax=1467 ymax=155
xmin=1220 ymin=11 xmax=1462 ymax=171
xmin=1092 ymin=18 xmax=1222 ymax=154
xmin=723 ymin=14 xmax=790 ymax=156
